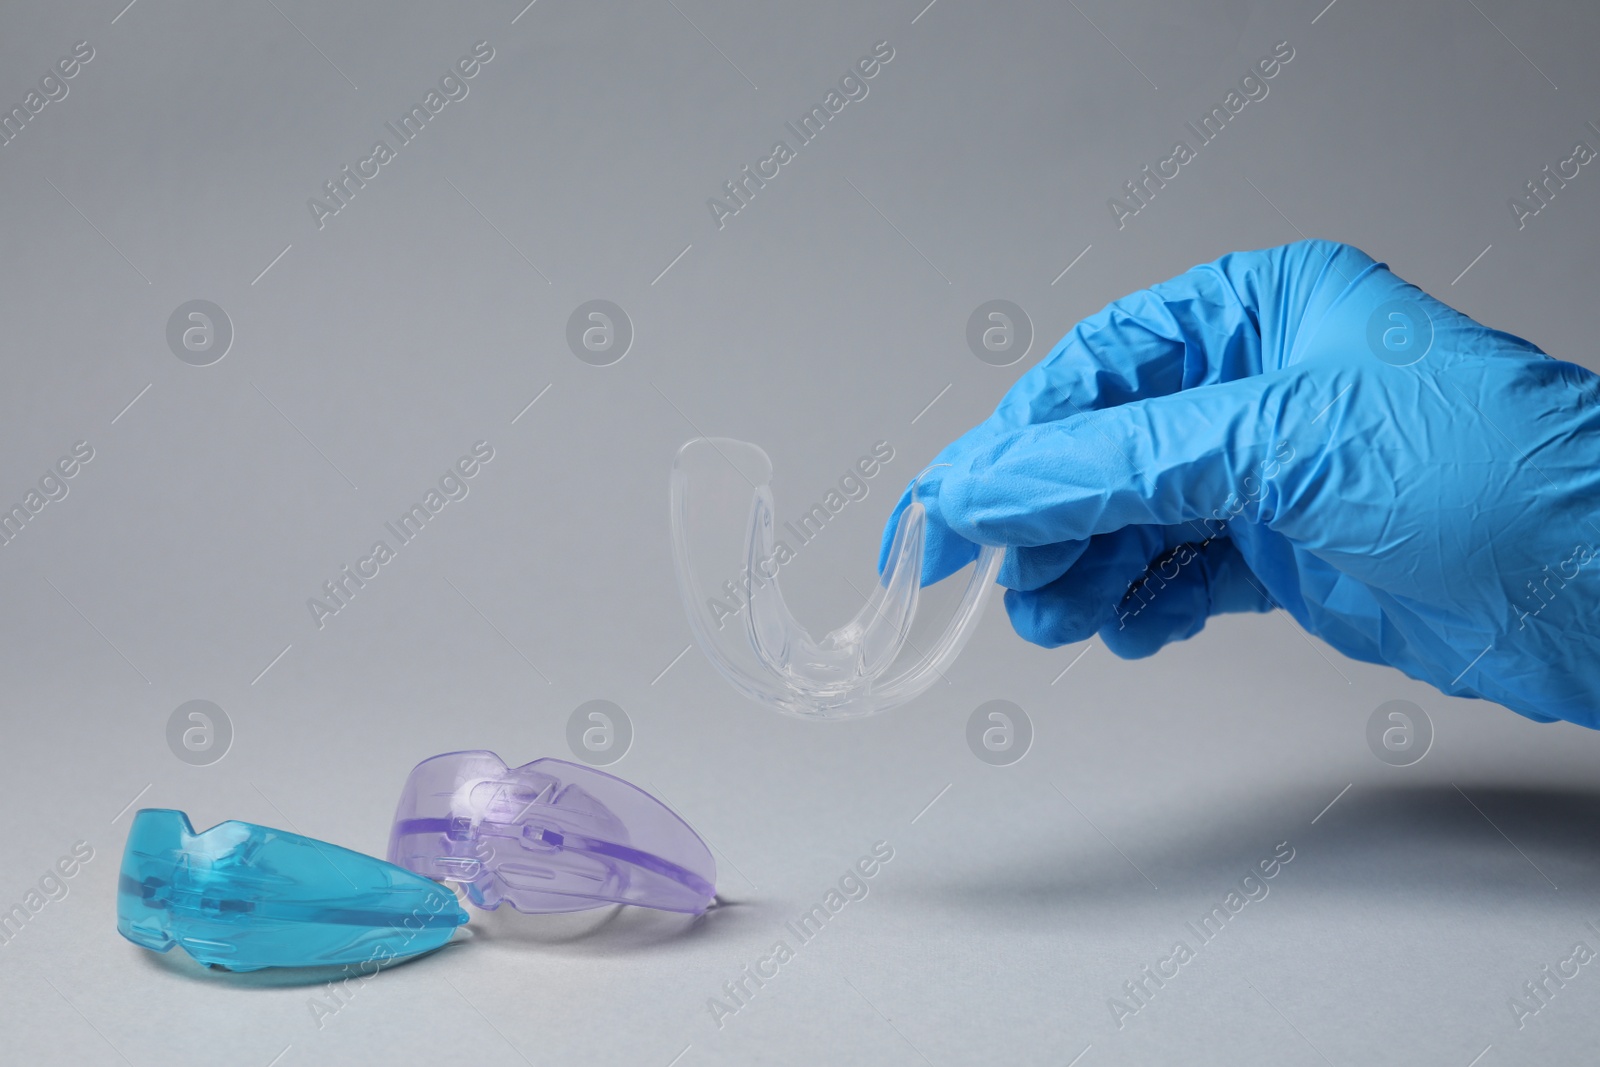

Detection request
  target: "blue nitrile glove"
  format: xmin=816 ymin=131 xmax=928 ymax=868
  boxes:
xmin=880 ymin=240 xmax=1600 ymax=727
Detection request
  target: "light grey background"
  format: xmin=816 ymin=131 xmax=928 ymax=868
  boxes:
xmin=2 ymin=0 xmax=1598 ymax=1063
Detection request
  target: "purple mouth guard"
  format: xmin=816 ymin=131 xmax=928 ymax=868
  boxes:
xmin=387 ymin=752 xmax=716 ymax=915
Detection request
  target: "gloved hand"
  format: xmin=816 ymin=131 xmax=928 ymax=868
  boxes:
xmin=880 ymin=240 xmax=1600 ymax=727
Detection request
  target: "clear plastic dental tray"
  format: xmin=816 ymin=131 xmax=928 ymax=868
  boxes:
xmin=670 ymin=438 xmax=1002 ymax=720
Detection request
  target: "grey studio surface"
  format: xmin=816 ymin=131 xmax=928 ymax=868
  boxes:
xmin=1 ymin=0 xmax=1598 ymax=1064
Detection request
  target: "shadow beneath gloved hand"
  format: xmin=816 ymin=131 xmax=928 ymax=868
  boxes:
xmin=913 ymin=781 xmax=1600 ymax=919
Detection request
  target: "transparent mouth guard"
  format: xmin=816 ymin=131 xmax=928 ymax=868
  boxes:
xmin=670 ymin=438 xmax=1002 ymax=719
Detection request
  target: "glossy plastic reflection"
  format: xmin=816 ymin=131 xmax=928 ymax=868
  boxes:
xmin=670 ymin=438 xmax=1002 ymax=719
xmin=387 ymin=752 xmax=716 ymax=915
xmin=117 ymin=809 xmax=467 ymax=972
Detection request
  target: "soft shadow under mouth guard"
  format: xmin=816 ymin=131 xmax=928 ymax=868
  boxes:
xmin=117 ymin=809 xmax=468 ymax=972
xmin=387 ymin=752 xmax=717 ymax=915
xmin=670 ymin=438 xmax=1002 ymax=719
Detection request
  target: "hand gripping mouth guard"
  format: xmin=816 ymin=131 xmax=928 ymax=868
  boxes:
xmin=386 ymin=752 xmax=717 ymax=915
xmin=670 ymin=438 xmax=1002 ymax=719
xmin=117 ymin=809 xmax=468 ymax=972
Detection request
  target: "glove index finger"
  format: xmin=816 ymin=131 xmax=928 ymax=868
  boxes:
xmin=941 ymin=375 xmax=1291 ymax=548
xmin=986 ymin=248 xmax=1280 ymax=431
xmin=876 ymin=467 xmax=979 ymax=586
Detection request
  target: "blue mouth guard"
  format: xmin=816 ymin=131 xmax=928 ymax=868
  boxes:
xmin=117 ymin=809 xmax=468 ymax=972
